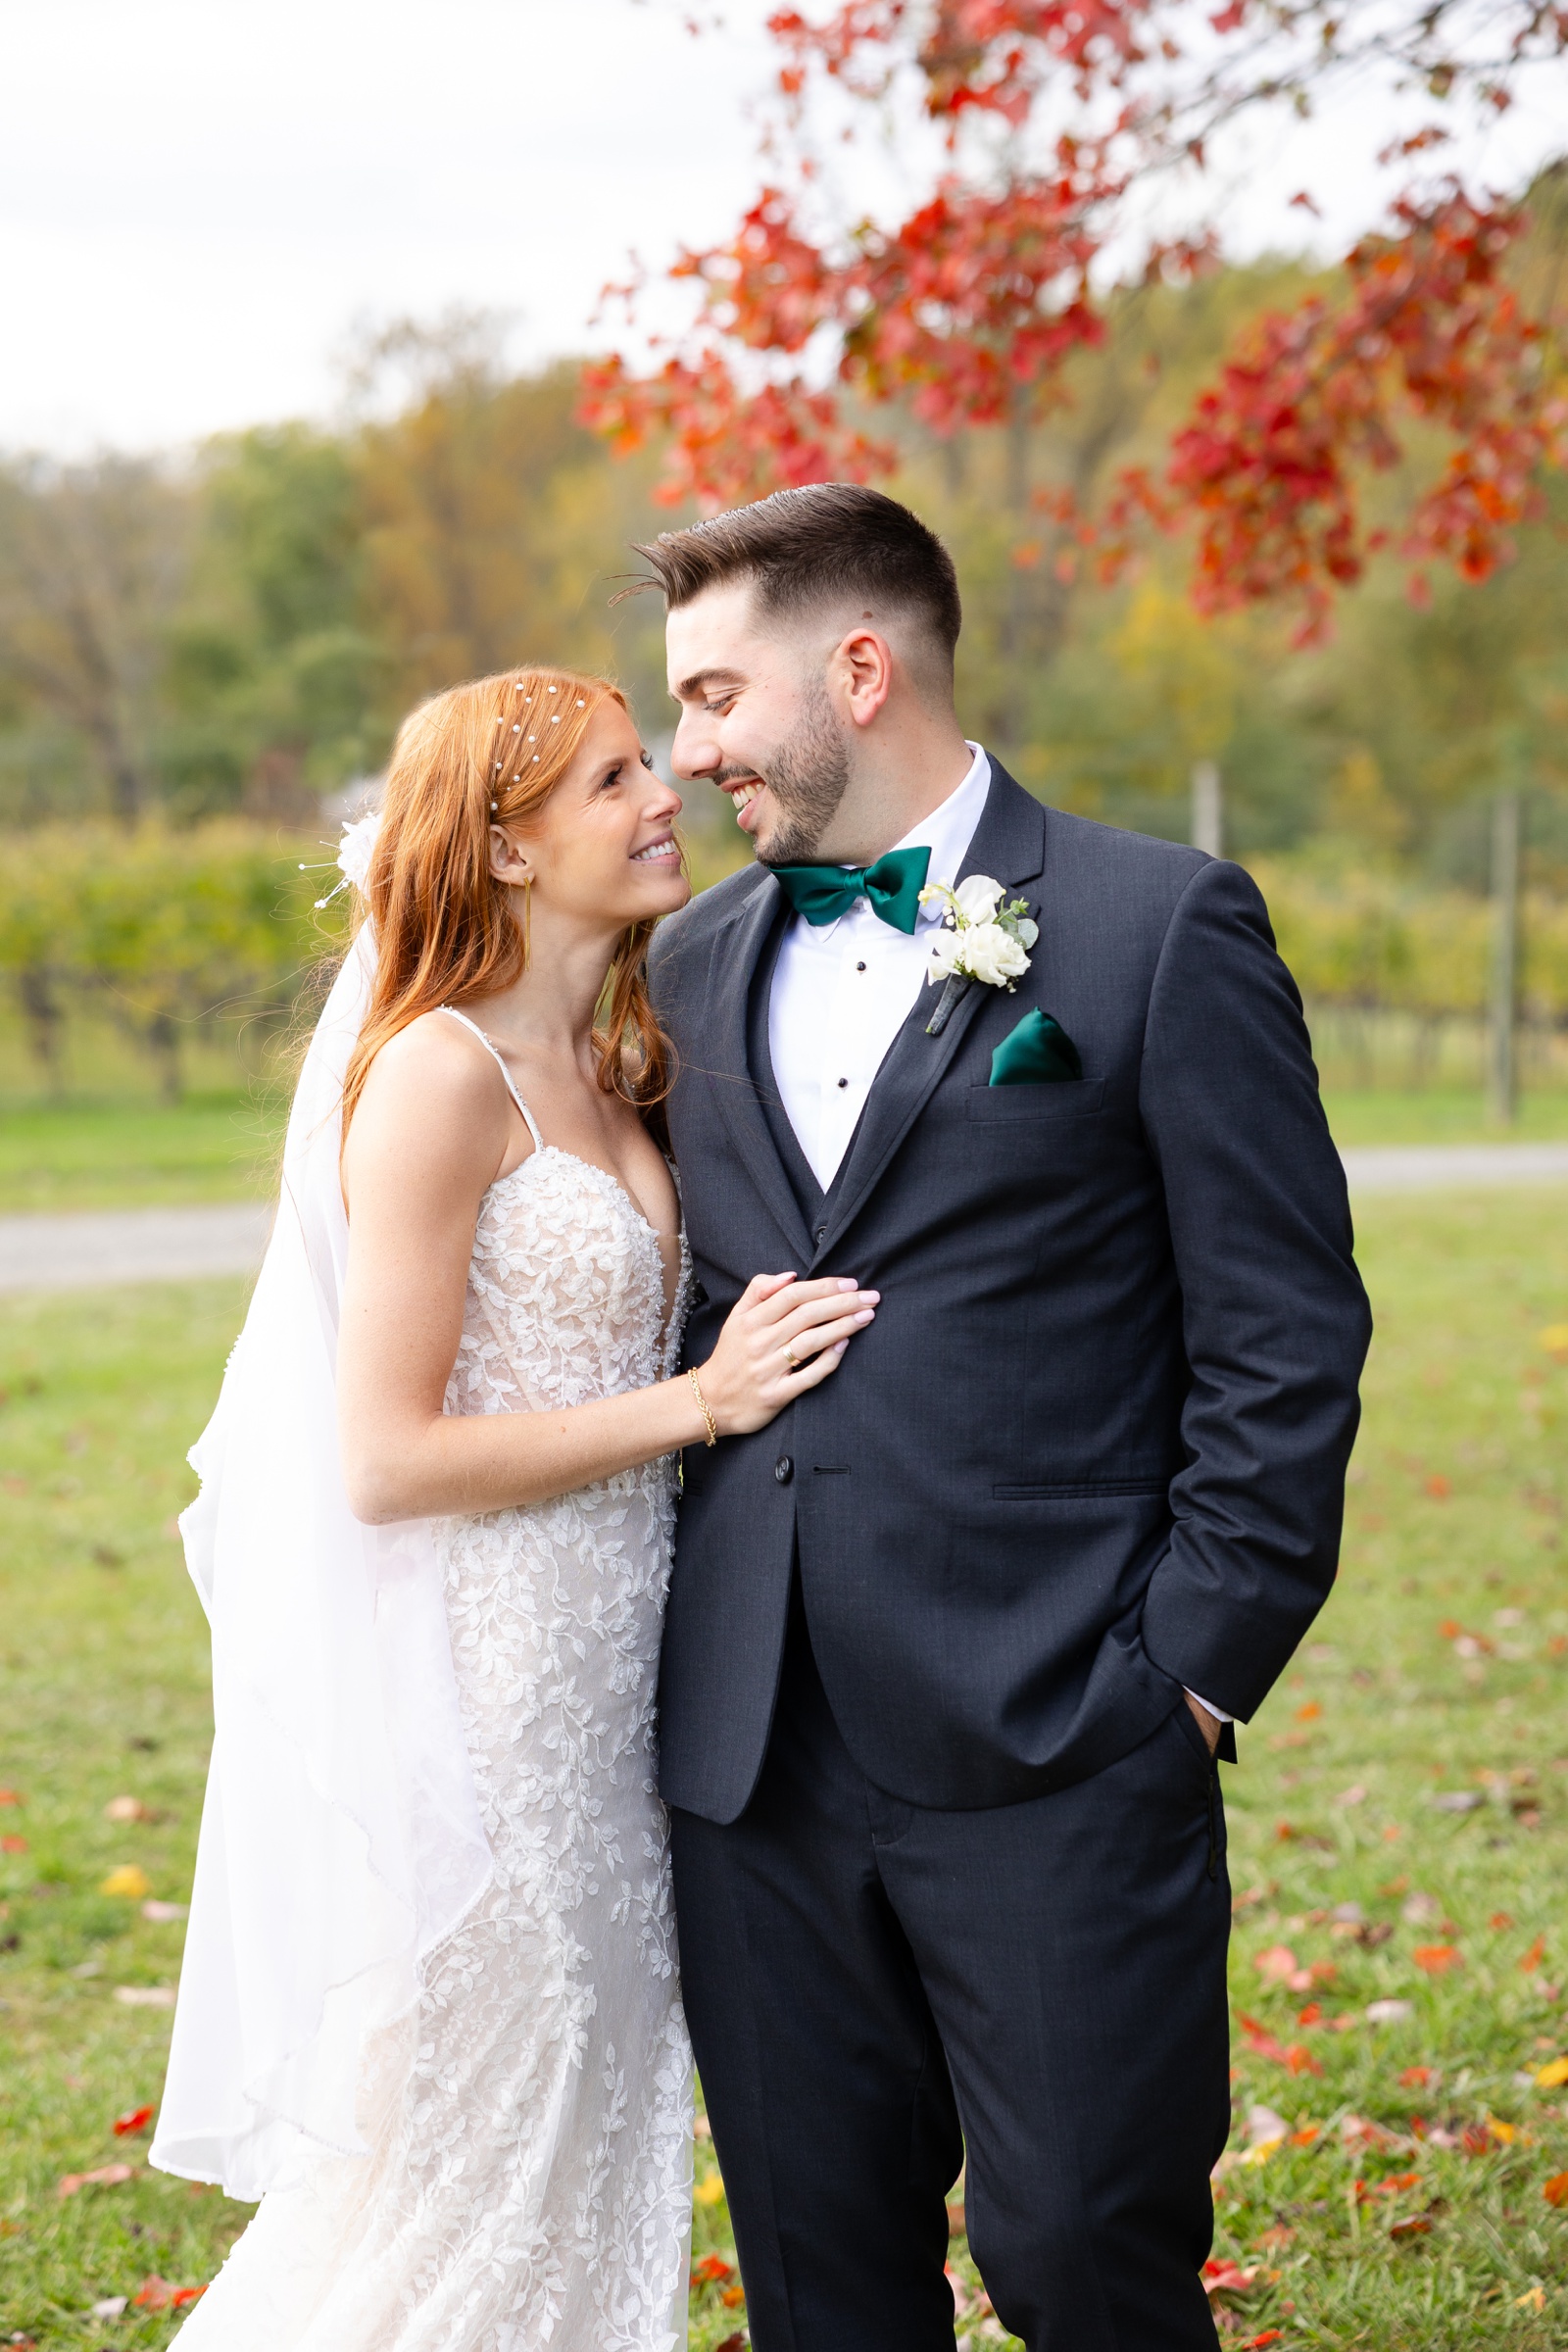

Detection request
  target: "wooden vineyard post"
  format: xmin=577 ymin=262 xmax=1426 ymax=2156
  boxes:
xmin=1487 ymin=787 xmax=1521 ymax=1127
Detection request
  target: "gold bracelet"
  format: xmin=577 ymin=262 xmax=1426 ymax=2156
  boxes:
xmin=687 ymin=1367 xmax=718 ymax=1448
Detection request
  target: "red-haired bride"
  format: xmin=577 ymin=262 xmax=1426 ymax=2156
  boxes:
xmin=152 ymin=670 xmax=876 ymax=2347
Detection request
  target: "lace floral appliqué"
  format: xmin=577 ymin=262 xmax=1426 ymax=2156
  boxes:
xmin=176 ymin=1150 xmax=694 ymax=2352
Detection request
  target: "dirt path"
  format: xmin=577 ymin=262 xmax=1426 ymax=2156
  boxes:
xmin=1 ymin=1146 xmax=1565 ymax=1293
xmin=0 ymin=1202 xmax=273 ymax=1293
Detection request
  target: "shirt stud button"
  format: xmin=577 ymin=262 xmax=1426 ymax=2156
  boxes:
xmin=856 ymin=961 xmax=866 ymax=972
xmin=837 ymin=1077 xmax=848 ymax=1089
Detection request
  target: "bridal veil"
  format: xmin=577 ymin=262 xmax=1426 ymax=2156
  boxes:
xmin=151 ymin=827 xmax=492 ymax=2201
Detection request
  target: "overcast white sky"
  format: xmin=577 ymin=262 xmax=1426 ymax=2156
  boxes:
xmin=2 ymin=0 xmax=1561 ymax=457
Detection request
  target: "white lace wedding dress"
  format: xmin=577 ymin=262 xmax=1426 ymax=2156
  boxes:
xmin=176 ymin=1025 xmax=694 ymax=2352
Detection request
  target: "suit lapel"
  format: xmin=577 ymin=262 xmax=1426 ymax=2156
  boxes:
xmin=812 ymin=766 xmax=1049 ymax=1264
xmin=695 ymin=873 xmax=817 ymax=1265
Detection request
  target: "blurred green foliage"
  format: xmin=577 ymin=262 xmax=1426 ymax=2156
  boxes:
xmin=0 ymin=828 xmax=343 ymax=1101
xmin=1 ymin=239 xmax=1566 ymax=883
xmin=3 ymin=236 xmax=1568 ymax=1103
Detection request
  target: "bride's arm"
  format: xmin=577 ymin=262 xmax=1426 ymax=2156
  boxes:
xmin=337 ymin=1019 xmax=875 ymax=1525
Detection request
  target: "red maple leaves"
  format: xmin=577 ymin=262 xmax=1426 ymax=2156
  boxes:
xmin=1165 ymin=189 xmax=1568 ymax=638
xmin=585 ymin=0 xmax=1568 ymax=634
xmin=580 ymin=350 xmax=892 ymax=513
xmin=580 ymin=155 xmax=1116 ymax=494
xmin=768 ymin=1 xmax=1158 ymax=123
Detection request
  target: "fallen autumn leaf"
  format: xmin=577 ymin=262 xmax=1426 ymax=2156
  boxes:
xmin=99 ymin=1865 xmax=150 ymax=1899
xmin=58 ymin=2164 xmax=136 ymax=2198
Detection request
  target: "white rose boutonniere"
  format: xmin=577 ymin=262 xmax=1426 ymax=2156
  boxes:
xmin=919 ymin=875 xmax=1039 ymax=1033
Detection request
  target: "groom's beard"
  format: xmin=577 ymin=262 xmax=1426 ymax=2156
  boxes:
xmin=754 ymin=683 xmax=852 ymax=866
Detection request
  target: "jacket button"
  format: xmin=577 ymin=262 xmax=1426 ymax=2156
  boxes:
xmin=774 ymin=1455 xmax=794 ymax=1485
xmin=690 ymin=1280 xmax=709 ymax=1305
xmin=813 ymin=1225 xmax=826 ymax=1244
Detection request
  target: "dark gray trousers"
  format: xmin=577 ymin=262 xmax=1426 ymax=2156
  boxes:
xmin=669 ymin=1591 xmax=1231 ymax=2351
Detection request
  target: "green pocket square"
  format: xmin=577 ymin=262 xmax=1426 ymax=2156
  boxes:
xmin=989 ymin=1006 xmax=1084 ymax=1086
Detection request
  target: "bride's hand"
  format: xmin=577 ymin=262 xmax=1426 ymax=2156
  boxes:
xmin=697 ymin=1273 xmax=878 ymax=1437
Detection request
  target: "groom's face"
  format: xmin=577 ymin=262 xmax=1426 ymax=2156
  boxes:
xmin=665 ymin=582 xmax=852 ymax=865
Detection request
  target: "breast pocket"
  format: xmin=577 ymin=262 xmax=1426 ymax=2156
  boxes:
xmin=965 ymin=1078 xmax=1105 ymax=1123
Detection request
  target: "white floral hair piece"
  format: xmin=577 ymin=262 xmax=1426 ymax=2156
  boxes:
xmin=337 ymin=810 xmax=381 ymax=896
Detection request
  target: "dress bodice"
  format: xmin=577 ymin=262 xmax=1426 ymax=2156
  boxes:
xmin=445 ymin=1146 xmax=690 ymax=1423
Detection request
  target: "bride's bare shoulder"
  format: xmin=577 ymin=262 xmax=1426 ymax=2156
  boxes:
xmin=349 ymin=1011 xmax=514 ymax=1182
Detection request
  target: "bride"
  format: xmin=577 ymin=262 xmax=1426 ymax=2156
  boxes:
xmin=150 ymin=666 xmax=877 ymax=2349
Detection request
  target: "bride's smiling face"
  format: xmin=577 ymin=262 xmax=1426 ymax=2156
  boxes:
xmin=494 ymin=700 xmax=688 ymax=930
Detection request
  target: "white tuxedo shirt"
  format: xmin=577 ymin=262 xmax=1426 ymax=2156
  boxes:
xmin=768 ymin=743 xmax=992 ymax=1194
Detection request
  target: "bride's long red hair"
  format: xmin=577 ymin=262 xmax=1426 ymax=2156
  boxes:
xmin=340 ymin=664 xmax=675 ymax=1146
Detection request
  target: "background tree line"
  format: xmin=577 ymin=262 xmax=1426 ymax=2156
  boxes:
xmin=2 ymin=231 xmax=1567 ymax=1099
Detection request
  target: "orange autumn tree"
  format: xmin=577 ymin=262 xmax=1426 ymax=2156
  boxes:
xmin=582 ymin=0 xmax=1568 ymax=638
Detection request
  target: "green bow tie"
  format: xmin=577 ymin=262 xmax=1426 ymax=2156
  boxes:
xmin=769 ymin=845 xmax=932 ymax=934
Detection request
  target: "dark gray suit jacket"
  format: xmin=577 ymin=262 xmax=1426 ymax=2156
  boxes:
xmin=649 ymin=765 xmax=1371 ymax=1823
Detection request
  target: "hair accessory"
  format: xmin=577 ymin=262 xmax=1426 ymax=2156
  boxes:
xmin=550 ymin=714 xmax=561 ymax=723
xmin=513 ymin=723 xmax=521 ymax=733
xmin=336 ymin=810 xmax=381 ymax=895
xmin=575 ymin=699 xmax=586 ymax=708
xmin=533 ymin=755 xmax=540 ymax=762
xmin=687 ymin=1368 xmax=718 ymax=1447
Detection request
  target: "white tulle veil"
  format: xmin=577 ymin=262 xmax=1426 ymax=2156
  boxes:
xmin=151 ymin=818 xmax=492 ymax=2201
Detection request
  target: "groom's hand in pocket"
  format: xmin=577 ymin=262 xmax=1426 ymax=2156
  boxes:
xmin=1185 ymin=1691 xmax=1224 ymax=1756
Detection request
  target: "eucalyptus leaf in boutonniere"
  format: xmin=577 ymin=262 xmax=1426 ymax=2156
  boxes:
xmin=920 ymin=875 xmax=1039 ymax=1034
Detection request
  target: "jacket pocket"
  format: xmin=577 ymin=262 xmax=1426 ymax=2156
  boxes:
xmin=993 ymin=1476 xmax=1170 ymax=1500
xmin=966 ymin=1078 xmax=1105 ymax=1122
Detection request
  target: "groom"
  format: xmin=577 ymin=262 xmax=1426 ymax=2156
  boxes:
xmin=641 ymin=484 xmax=1370 ymax=2350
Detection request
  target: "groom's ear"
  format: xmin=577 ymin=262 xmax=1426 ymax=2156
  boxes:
xmin=832 ymin=627 xmax=895 ymax=730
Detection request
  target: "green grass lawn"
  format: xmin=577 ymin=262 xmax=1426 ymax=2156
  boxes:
xmin=1321 ymin=1090 xmax=1568 ymax=1148
xmin=2 ymin=1195 xmax=1568 ymax=2347
xmin=0 ymin=1100 xmax=286 ymax=1215
xmin=0 ymin=1087 xmax=1564 ymax=1221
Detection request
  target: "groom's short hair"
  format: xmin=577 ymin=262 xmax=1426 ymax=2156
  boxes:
xmin=632 ymin=484 xmax=961 ymax=692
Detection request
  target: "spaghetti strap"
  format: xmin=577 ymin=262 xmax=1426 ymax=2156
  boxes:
xmin=437 ymin=1006 xmax=545 ymax=1152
